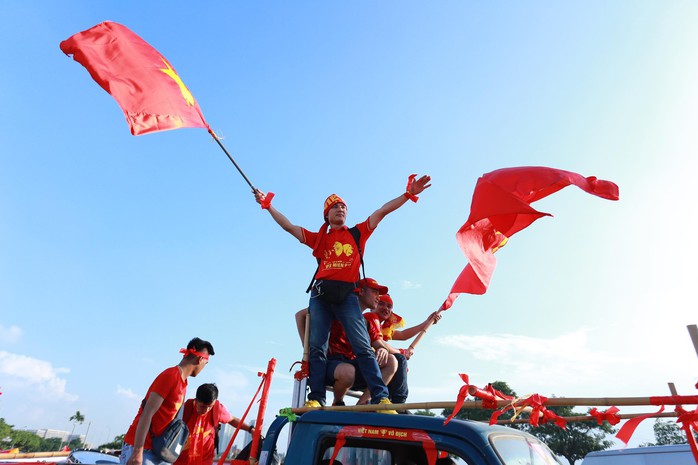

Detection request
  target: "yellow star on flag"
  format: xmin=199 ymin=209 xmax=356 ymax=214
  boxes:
xmin=160 ymin=57 xmax=196 ymax=107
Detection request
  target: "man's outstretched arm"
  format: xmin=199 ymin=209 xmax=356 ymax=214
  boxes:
xmin=368 ymin=175 xmax=431 ymax=230
xmin=254 ymin=189 xmax=304 ymax=242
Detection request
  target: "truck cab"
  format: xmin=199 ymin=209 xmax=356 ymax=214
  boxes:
xmin=259 ymin=410 xmax=562 ymax=465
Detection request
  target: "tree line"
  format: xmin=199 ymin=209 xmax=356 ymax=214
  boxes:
xmin=0 ymin=411 xmax=124 ymax=454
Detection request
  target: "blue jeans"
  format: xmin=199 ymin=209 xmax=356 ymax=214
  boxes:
xmin=308 ymin=289 xmax=389 ymax=405
xmin=389 ymin=353 xmax=409 ymax=403
xmin=120 ymin=443 xmax=167 ymax=465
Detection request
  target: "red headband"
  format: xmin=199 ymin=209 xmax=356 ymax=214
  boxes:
xmin=180 ymin=348 xmax=210 ymax=360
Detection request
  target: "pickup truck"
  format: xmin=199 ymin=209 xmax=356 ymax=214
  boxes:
xmin=256 ymin=410 xmax=562 ymax=465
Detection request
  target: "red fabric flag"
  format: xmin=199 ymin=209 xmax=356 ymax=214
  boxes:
xmin=60 ymin=21 xmax=209 ymax=135
xmin=441 ymin=167 xmax=619 ymax=309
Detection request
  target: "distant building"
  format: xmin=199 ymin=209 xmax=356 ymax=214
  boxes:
xmin=25 ymin=428 xmax=85 ymax=444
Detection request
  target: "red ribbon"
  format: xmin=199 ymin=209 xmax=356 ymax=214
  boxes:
xmin=260 ymin=192 xmax=275 ymax=209
xmin=676 ymin=408 xmax=698 ymax=465
xmin=589 ymin=407 xmax=621 ymax=426
xmin=291 ymin=360 xmax=309 ymax=381
xmin=444 ymin=374 xmax=471 ymax=425
xmin=404 ymin=174 xmax=419 ymax=202
xmin=489 ymin=393 xmax=566 ymax=429
xmin=616 ymin=405 xmax=665 ymax=444
xmin=478 ymin=383 xmax=514 ymax=409
xmin=179 ymin=347 xmax=209 ymax=360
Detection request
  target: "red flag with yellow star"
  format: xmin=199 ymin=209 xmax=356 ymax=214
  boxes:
xmin=441 ymin=166 xmax=619 ymax=309
xmin=60 ymin=21 xmax=209 ymax=135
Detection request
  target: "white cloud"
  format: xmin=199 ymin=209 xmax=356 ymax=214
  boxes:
xmin=0 ymin=325 xmax=22 ymax=343
xmin=116 ymin=385 xmax=139 ymax=400
xmin=0 ymin=351 xmax=77 ymax=401
xmin=402 ymin=281 xmax=422 ymax=290
xmin=434 ymin=329 xmax=635 ymax=394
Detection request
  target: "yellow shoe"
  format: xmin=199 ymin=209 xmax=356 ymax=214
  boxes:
xmin=376 ymin=398 xmax=397 ymax=414
xmin=303 ymin=400 xmax=322 ymax=408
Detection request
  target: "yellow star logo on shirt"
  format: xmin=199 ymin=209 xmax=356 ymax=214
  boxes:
xmin=159 ymin=57 xmax=196 ymax=107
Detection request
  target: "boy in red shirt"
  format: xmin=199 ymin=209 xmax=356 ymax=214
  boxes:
xmin=121 ymin=337 xmax=214 ymax=465
xmin=255 ymin=175 xmax=430 ymax=410
xmin=174 ymin=384 xmax=254 ymax=465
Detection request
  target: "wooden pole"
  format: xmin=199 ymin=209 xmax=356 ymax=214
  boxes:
xmin=688 ymin=324 xmax=698 ymax=359
xmin=287 ymin=394 xmax=698 ymax=415
xmin=408 ymin=309 xmax=443 ymax=351
xmin=303 ymin=312 xmax=310 ymax=363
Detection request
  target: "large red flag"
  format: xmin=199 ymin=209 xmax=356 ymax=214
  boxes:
xmin=441 ymin=166 xmax=619 ymax=309
xmin=60 ymin=21 xmax=209 ymax=135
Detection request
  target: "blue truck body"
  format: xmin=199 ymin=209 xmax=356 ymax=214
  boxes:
xmin=258 ymin=410 xmax=562 ymax=465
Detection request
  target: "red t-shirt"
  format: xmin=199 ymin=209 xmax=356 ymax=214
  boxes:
xmin=328 ymin=312 xmax=383 ymax=359
xmin=124 ymin=366 xmax=187 ymax=449
xmin=175 ymin=399 xmax=232 ymax=465
xmin=301 ymin=220 xmax=373 ymax=282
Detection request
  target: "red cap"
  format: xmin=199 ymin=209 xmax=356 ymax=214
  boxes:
xmin=379 ymin=294 xmax=393 ymax=307
xmin=323 ymin=194 xmax=346 ymax=218
xmin=358 ymin=278 xmax=388 ymax=295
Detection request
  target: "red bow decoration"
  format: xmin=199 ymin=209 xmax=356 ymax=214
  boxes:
xmin=443 ymin=374 xmax=472 ymax=425
xmin=290 ymin=360 xmax=309 ymax=381
xmin=489 ymin=393 xmax=566 ymax=429
xmin=475 ymin=383 xmax=514 ymax=409
xmin=589 ymin=407 xmax=621 ymax=426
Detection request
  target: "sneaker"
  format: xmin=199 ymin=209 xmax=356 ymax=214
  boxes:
xmin=376 ymin=398 xmax=397 ymax=414
xmin=332 ymin=400 xmax=346 ymax=407
xmin=303 ymin=400 xmax=322 ymax=408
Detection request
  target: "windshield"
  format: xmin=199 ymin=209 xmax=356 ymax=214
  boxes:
xmin=490 ymin=434 xmax=562 ymax=465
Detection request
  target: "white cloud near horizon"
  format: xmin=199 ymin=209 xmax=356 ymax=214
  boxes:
xmin=0 ymin=351 xmax=77 ymax=401
xmin=0 ymin=325 xmax=22 ymax=343
xmin=434 ymin=329 xmax=639 ymax=395
xmin=116 ymin=385 xmax=139 ymax=400
xmin=402 ymin=281 xmax=422 ymax=290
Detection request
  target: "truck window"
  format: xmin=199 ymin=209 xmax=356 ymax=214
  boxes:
xmin=490 ymin=435 xmax=561 ymax=465
xmin=319 ymin=439 xmax=475 ymax=465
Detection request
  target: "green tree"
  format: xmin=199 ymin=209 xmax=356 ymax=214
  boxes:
xmin=414 ymin=409 xmax=436 ymax=417
xmin=98 ymin=434 xmax=125 ymax=450
xmin=10 ymin=430 xmax=42 ymax=452
xmin=641 ymin=419 xmax=697 ymax=446
xmin=0 ymin=418 xmax=13 ymax=448
xmin=38 ymin=437 xmax=63 ymax=452
xmin=520 ymin=405 xmax=615 ymax=465
xmin=67 ymin=411 xmax=85 ymax=447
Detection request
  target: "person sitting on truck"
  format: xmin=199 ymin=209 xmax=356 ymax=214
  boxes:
xmin=294 ymin=278 xmax=398 ymax=408
xmin=174 ymin=383 xmax=255 ymax=465
xmin=254 ymin=175 xmax=431 ymax=410
xmin=121 ymin=337 xmax=214 ymax=465
xmin=327 ymin=278 xmax=400 ymax=406
xmin=369 ymin=294 xmax=441 ymax=405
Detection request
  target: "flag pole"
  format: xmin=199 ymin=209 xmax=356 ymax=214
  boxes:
xmin=408 ymin=309 xmax=444 ymax=352
xmin=208 ymin=129 xmax=257 ymax=192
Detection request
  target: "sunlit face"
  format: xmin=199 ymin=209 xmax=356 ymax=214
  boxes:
xmin=375 ymin=299 xmax=392 ymax=321
xmin=326 ymin=202 xmax=347 ymax=226
xmin=359 ymin=286 xmax=381 ymax=309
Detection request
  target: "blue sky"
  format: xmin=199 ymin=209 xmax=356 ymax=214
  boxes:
xmin=1 ymin=1 xmax=697 ymax=453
